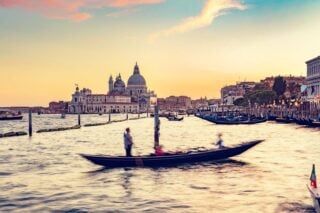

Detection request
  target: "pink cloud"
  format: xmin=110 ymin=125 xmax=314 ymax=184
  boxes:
xmin=149 ymin=0 xmax=247 ymax=42
xmin=0 ymin=0 xmax=165 ymax=21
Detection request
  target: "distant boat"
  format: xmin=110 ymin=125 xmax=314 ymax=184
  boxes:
xmin=80 ymin=140 xmax=263 ymax=168
xmin=167 ymin=116 xmax=184 ymax=121
xmin=0 ymin=110 xmax=23 ymax=121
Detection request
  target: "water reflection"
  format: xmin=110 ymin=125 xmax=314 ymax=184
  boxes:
xmin=0 ymin=115 xmax=319 ymax=212
xmin=276 ymin=202 xmax=315 ymax=213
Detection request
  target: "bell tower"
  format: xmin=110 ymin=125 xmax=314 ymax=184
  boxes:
xmin=108 ymin=75 xmax=114 ymax=94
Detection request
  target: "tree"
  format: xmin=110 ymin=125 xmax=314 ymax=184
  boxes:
xmin=272 ymin=76 xmax=287 ymax=97
xmin=233 ymin=97 xmax=246 ymax=106
xmin=246 ymin=90 xmax=276 ymax=105
xmin=287 ymin=82 xmax=298 ymax=98
xmin=233 ymin=90 xmax=276 ymax=107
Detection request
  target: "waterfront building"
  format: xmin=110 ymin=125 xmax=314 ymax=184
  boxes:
xmin=68 ymin=86 xmax=138 ymax=114
xmin=157 ymin=96 xmax=192 ymax=111
xmin=48 ymin=101 xmax=67 ymax=114
xmin=221 ymin=81 xmax=258 ymax=105
xmin=68 ymin=63 xmax=156 ymax=114
xmin=306 ymin=56 xmax=320 ymax=102
xmin=191 ymin=97 xmax=209 ymax=110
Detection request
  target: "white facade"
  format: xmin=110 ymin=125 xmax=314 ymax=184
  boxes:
xmin=306 ymin=56 xmax=320 ymax=101
xmin=68 ymin=87 xmax=138 ymax=114
xmin=221 ymin=85 xmax=245 ymax=105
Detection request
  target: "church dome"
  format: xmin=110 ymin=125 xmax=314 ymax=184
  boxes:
xmin=127 ymin=63 xmax=146 ymax=86
xmin=114 ymin=74 xmax=125 ymax=88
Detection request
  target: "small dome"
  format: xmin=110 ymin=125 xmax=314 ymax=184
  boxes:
xmin=127 ymin=63 xmax=146 ymax=86
xmin=114 ymin=74 xmax=125 ymax=88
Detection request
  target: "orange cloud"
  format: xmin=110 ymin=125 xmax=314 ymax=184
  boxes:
xmin=149 ymin=0 xmax=246 ymax=41
xmin=0 ymin=0 xmax=165 ymax=21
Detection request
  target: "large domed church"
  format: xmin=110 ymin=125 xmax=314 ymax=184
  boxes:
xmin=68 ymin=63 xmax=156 ymax=114
xmin=108 ymin=63 xmax=147 ymax=96
xmin=108 ymin=63 xmax=155 ymax=110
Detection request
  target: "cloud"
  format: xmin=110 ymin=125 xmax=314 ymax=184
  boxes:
xmin=106 ymin=7 xmax=139 ymax=18
xmin=149 ymin=0 xmax=247 ymax=42
xmin=0 ymin=0 xmax=165 ymax=21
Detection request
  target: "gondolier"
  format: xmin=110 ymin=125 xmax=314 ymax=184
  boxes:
xmin=124 ymin=128 xmax=133 ymax=157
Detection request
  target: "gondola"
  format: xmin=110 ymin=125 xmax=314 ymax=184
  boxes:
xmin=295 ymin=118 xmax=312 ymax=126
xmin=310 ymin=121 xmax=320 ymax=128
xmin=80 ymin=140 xmax=263 ymax=168
xmin=275 ymin=117 xmax=295 ymax=124
xmin=196 ymin=114 xmax=267 ymax=125
xmin=166 ymin=116 xmax=184 ymax=121
xmin=209 ymin=118 xmax=267 ymax=125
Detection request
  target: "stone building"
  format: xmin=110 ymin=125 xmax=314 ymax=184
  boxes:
xmin=220 ymin=82 xmax=256 ymax=105
xmin=306 ymin=56 xmax=320 ymax=101
xmin=157 ymin=96 xmax=192 ymax=111
xmin=68 ymin=63 xmax=156 ymax=114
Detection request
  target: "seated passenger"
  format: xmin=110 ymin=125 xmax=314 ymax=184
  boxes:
xmin=216 ymin=133 xmax=225 ymax=149
xmin=155 ymin=145 xmax=165 ymax=156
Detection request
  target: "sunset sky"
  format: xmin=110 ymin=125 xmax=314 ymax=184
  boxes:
xmin=1 ymin=0 xmax=320 ymax=106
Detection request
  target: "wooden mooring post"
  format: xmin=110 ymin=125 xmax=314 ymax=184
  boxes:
xmin=28 ymin=109 xmax=32 ymax=136
xmin=78 ymin=112 xmax=81 ymax=126
xmin=154 ymin=105 xmax=160 ymax=148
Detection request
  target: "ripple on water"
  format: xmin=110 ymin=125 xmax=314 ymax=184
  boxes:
xmin=276 ymin=202 xmax=315 ymax=213
xmin=0 ymin=172 xmax=12 ymax=176
xmin=0 ymin=115 xmax=319 ymax=212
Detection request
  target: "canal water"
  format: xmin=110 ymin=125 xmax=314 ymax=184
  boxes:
xmin=0 ymin=114 xmax=319 ymax=212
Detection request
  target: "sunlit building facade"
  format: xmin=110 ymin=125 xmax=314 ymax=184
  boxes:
xmin=306 ymin=56 xmax=320 ymax=102
xmin=68 ymin=63 xmax=156 ymax=114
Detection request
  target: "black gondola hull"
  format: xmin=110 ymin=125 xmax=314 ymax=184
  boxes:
xmin=81 ymin=140 xmax=263 ymax=168
xmin=210 ymin=119 xmax=267 ymax=125
xmin=0 ymin=116 xmax=23 ymax=121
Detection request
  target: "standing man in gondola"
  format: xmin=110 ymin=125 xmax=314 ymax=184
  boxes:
xmin=124 ymin=127 xmax=133 ymax=157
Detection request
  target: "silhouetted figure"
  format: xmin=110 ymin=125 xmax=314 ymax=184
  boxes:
xmin=216 ymin=133 xmax=225 ymax=149
xmin=124 ymin=128 xmax=133 ymax=157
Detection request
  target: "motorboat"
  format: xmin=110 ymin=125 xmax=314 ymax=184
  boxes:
xmin=0 ymin=110 xmax=23 ymax=121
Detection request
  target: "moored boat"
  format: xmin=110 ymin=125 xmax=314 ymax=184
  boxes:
xmin=211 ymin=118 xmax=267 ymax=125
xmin=295 ymin=118 xmax=312 ymax=126
xmin=196 ymin=114 xmax=267 ymax=125
xmin=80 ymin=140 xmax=263 ymax=168
xmin=0 ymin=110 xmax=23 ymax=121
xmin=275 ymin=117 xmax=295 ymax=124
xmin=310 ymin=121 xmax=320 ymax=128
xmin=308 ymin=185 xmax=320 ymax=213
